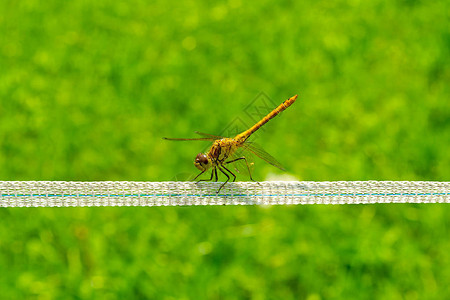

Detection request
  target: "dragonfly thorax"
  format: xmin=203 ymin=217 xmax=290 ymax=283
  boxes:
xmin=194 ymin=153 xmax=212 ymax=171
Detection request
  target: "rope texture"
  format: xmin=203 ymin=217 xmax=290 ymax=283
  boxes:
xmin=1 ymin=181 xmax=449 ymax=207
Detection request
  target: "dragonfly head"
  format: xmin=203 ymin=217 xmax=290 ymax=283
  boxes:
xmin=194 ymin=153 xmax=211 ymax=171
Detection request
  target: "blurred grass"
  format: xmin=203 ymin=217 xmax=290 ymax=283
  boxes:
xmin=0 ymin=0 xmax=449 ymax=299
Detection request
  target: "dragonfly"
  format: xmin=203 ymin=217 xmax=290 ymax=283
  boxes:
xmin=163 ymin=94 xmax=298 ymax=193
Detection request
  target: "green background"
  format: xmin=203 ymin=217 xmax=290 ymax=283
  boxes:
xmin=1 ymin=0 xmax=449 ymax=299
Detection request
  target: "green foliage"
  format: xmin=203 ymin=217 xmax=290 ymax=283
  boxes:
xmin=0 ymin=0 xmax=449 ymax=298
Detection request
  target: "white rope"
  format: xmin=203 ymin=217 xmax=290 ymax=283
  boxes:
xmin=0 ymin=181 xmax=448 ymax=207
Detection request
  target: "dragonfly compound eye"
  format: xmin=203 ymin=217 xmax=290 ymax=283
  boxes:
xmin=195 ymin=153 xmax=208 ymax=165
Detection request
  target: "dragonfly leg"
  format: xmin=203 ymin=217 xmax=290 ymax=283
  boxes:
xmin=217 ymin=166 xmax=231 ymax=194
xmin=224 ymin=157 xmax=259 ymax=183
xmin=214 ymin=167 xmax=218 ymax=182
xmin=193 ymin=170 xmax=205 ymax=181
xmin=195 ymin=169 xmax=215 ymax=183
xmin=221 ymin=164 xmax=237 ymax=182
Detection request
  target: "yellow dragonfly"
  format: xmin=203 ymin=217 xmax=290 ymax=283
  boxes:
xmin=164 ymin=94 xmax=298 ymax=193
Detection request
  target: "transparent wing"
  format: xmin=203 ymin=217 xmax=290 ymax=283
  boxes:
xmin=241 ymin=142 xmax=285 ymax=171
xmin=163 ymin=131 xmax=223 ymax=141
xmin=163 ymin=137 xmax=216 ymax=141
xmin=224 ymin=147 xmax=256 ymax=178
xmin=194 ymin=131 xmax=225 ymax=139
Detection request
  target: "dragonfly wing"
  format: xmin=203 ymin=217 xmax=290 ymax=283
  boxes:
xmin=241 ymin=142 xmax=285 ymax=171
xmin=163 ymin=137 xmax=216 ymax=141
xmin=194 ymin=131 xmax=225 ymax=139
xmin=163 ymin=131 xmax=224 ymax=141
xmin=226 ymin=147 xmax=256 ymax=175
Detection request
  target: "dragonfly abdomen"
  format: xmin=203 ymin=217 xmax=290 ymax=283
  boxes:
xmin=234 ymin=94 xmax=298 ymax=144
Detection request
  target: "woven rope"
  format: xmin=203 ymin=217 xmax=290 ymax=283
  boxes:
xmin=0 ymin=181 xmax=448 ymax=207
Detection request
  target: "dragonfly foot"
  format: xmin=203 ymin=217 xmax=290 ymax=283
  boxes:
xmin=251 ymin=180 xmax=262 ymax=186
